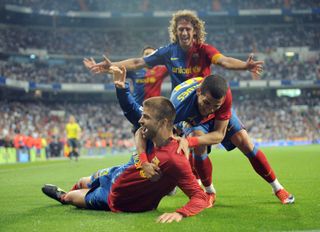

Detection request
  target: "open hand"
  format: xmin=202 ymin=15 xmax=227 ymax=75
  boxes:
xmin=157 ymin=212 xmax=183 ymax=223
xmin=83 ymin=55 xmax=113 ymax=74
xmin=109 ymin=66 xmax=127 ymax=88
xmin=246 ymin=53 xmax=264 ymax=79
xmin=174 ymin=136 xmax=190 ymax=159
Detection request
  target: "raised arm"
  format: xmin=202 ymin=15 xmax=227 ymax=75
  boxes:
xmin=84 ymin=55 xmax=147 ymax=75
xmin=109 ymin=66 xmax=143 ymax=128
xmin=216 ymin=53 xmax=264 ymax=79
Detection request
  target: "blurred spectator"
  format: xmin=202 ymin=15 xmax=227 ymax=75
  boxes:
xmin=1 ymin=56 xmax=319 ymax=83
xmin=0 ymin=25 xmax=318 ymax=57
xmin=0 ymin=101 xmax=134 ymax=153
xmin=3 ymin=0 xmax=320 ymax=12
xmin=0 ymin=60 xmax=111 ymax=83
xmin=213 ymin=56 xmax=320 ymax=81
xmin=0 ymin=96 xmax=318 ymax=153
xmin=49 ymin=136 xmax=63 ymax=157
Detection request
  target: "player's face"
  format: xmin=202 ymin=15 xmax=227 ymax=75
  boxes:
xmin=176 ymin=19 xmax=195 ymax=50
xmin=138 ymin=107 xmax=160 ymax=139
xmin=196 ymin=90 xmax=225 ymax=117
xmin=143 ymin=48 xmax=155 ymax=57
xmin=69 ymin=116 xmax=75 ymax=123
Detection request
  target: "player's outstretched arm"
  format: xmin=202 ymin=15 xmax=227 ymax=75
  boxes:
xmin=216 ymin=53 xmax=264 ymax=79
xmin=177 ymin=119 xmax=229 ymax=153
xmin=86 ymin=55 xmax=147 ymax=74
xmin=83 ymin=55 xmax=112 ymax=74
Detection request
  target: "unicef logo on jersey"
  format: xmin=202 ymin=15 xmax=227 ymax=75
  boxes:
xmin=172 ymin=66 xmax=201 ymax=75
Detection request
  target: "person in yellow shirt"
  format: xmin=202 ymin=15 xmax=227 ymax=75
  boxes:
xmin=65 ymin=115 xmax=81 ymax=161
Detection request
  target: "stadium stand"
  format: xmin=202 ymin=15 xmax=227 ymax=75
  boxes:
xmin=3 ymin=0 xmax=320 ymax=12
xmin=0 ymin=93 xmax=319 ymax=155
xmin=0 ymin=60 xmax=110 ymax=83
xmin=0 ymin=101 xmax=134 ymax=156
xmin=0 ymin=25 xmax=319 ymax=56
xmin=0 ymin=0 xmax=319 ymax=163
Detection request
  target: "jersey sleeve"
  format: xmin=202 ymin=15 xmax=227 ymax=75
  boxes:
xmin=126 ymin=71 xmax=135 ymax=81
xmin=115 ymin=83 xmax=142 ymax=128
xmin=163 ymin=151 xmax=209 ymax=217
xmin=143 ymin=46 xmax=168 ymax=67
xmin=214 ymin=87 xmax=232 ymax=121
xmin=203 ymin=43 xmax=223 ymax=65
xmin=158 ymin=66 xmax=168 ymax=79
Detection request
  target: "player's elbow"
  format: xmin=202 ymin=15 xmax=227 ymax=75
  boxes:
xmin=133 ymin=58 xmax=146 ymax=69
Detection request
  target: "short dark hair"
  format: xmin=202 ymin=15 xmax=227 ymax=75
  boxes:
xmin=142 ymin=46 xmax=155 ymax=54
xmin=200 ymin=74 xmax=228 ymax=99
xmin=143 ymin=97 xmax=176 ymax=127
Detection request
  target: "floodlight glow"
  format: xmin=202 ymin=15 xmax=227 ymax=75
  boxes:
xmin=285 ymin=52 xmax=295 ymax=57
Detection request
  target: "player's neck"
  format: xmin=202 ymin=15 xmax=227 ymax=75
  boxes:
xmin=180 ymin=40 xmax=194 ymax=52
xmin=180 ymin=44 xmax=192 ymax=52
xmin=152 ymin=129 xmax=173 ymax=148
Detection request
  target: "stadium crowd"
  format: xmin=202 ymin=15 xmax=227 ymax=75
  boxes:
xmin=0 ymin=101 xmax=134 ymax=156
xmin=214 ymin=57 xmax=320 ymax=81
xmin=1 ymin=57 xmax=319 ymax=83
xmin=0 ymin=60 xmax=110 ymax=83
xmin=0 ymin=1 xmax=319 ymax=159
xmin=3 ymin=0 xmax=320 ymax=12
xmin=0 ymin=25 xmax=319 ymax=56
xmin=234 ymin=96 xmax=320 ymax=142
xmin=0 ymin=23 xmax=319 ymax=84
xmin=0 ymin=95 xmax=319 ymax=157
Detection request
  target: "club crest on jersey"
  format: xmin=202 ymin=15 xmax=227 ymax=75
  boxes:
xmin=134 ymin=153 xmax=161 ymax=179
xmin=192 ymin=66 xmax=201 ymax=73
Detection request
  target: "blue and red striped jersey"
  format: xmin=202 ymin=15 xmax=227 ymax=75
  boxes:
xmin=127 ymin=66 xmax=168 ymax=105
xmin=116 ymin=77 xmax=232 ymax=129
xmin=144 ymin=42 xmax=222 ymax=88
xmin=107 ymin=139 xmax=208 ymax=215
xmin=170 ymin=77 xmax=232 ymax=125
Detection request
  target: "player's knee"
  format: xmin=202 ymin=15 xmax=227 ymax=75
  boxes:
xmin=77 ymin=178 xmax=85 ymax=188
xmin=78 ymin=177 xmax=91 ymax=188
xmin=232 ymin=130 xmax=254 ymax=153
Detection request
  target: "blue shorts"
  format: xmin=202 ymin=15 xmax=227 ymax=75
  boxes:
xmin=182 ymin=109 xmax=245 ymax=151
xmin=85 ymin=158 xmax=134 ymax=210
xmin=67 ymin=139 xmax=79 ymax=149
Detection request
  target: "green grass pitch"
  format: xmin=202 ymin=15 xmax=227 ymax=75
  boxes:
xmin=0 ymin=145 xmax=319 ymax=232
